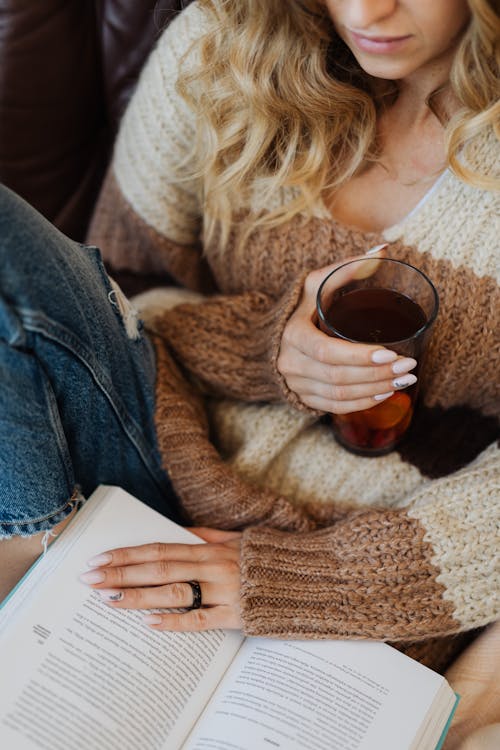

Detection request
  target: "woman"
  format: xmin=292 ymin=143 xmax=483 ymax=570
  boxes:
xmin=1 ymin=0 xmax=498 ymax=674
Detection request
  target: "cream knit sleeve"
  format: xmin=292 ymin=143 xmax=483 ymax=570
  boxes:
xmin=88 ymin=3 xmax=210 ymax=289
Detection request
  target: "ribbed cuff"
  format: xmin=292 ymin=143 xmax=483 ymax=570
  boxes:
xmin=240 ymin=515 xmax=460 ymax=641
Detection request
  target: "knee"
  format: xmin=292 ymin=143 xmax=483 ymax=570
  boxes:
xmin=0 ymin=184 xmax=78 ymax=300
xmin=0 ymin=183 xmax=42 ymax=244
xmin=0 ymin=185 xmax=78 ymax=343
xmin=0 ymin=183 xmax=68 ymax=270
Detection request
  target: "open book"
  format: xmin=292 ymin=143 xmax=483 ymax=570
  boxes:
xmin=0 ymin=486 xmax=458 ymax=750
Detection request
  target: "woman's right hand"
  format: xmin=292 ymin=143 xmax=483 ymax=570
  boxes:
xmin=277 ymin=259 xmax=418 ymax=414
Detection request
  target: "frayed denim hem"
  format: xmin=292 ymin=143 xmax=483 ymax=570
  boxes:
xmin=0 ymin=488 xmax=86 ymax=540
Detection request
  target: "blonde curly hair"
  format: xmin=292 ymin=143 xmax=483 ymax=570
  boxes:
xmin=177 ymin=0 xmax=500 ymax=247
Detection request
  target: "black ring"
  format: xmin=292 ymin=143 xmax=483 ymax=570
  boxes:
xmin=187 ymin=580 xmax=202 ymax=610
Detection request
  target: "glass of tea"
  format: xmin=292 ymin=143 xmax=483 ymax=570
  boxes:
xmin=316 ymin=257 xmax=439 ymax=456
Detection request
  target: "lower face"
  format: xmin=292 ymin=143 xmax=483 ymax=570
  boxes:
xmin=323 ymin=0 xmax=471 ymax=82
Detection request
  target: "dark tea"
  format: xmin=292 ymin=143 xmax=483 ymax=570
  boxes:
xmin=324 ymin=287 xmax=427 ymax=454
xmin=325 ymin=288 xmax=427 ymax=344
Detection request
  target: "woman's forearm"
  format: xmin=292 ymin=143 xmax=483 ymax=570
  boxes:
xmin=239 ymin=442 xmax=500 ymax=642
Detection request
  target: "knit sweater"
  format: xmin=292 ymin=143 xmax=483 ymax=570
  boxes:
xmin=88 ymin=2 xmax=500 ymax=672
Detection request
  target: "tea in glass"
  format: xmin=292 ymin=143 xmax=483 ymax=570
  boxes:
xmin=317 ymin=258 xmax=438 ymax=456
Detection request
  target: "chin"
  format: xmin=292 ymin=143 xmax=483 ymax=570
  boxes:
xmin=352 ymin=55 xmax=419 ymax=82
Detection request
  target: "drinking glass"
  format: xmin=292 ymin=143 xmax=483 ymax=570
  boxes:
xmin=316 ymin=257 xmax=439 ymax=456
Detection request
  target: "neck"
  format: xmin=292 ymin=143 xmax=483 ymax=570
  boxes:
xmin=393 ymin=45 xmax=460 ymax=125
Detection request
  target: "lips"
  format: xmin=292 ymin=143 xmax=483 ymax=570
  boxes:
xmin=347 ymin=29 xmax=413 ymax=54
xmin=354 ymin=33 xmax=410 ymax=43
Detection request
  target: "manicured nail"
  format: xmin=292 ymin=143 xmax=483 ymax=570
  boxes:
xmin=393 ymin=374 xmax=417 ymax=389
xmin=98 ymin=590 xmax=123 ymax=602
xmin=372 ymin=350 xmax=398 ymax=364
xmin=79 ymin=570 xmax=105 ymax=584
xmin=366 ymin=243 xmax=389 ymax=255
xmin=87 ymin=553 xmax=112 ymax=567
xmin=143 ymin=615 xmax=162 ymax=625
xmin=373 ymin=391 xmax=394 ymax=401
xmin=392 ymin=358 xmax=417 ymax=374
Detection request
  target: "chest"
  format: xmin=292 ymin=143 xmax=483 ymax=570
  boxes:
xmin=328 ymin=109 xmax=447 ymax=232
xmin=328 ymin=167 xmax=443 ymax=233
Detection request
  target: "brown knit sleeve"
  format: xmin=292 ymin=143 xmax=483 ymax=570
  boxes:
xmin=152 ymin=334 xmax=320 ymax=531
xmin=152 ymin=334 xmax=499 ymax=646
xmin=150 ymin=277 xmax=309 ymax=405
xmin=89 ymin=166 xmax=310 ymax=404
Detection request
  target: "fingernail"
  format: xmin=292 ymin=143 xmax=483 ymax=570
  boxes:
xmin=392 ymin=357 xmax=417 ymax=374
xmin=98 ymin=590 xmax=123 ymax=602
xmin=373 ymin=391 xmax=394 ymax=401
xmin=79 ymin=570 xmax=105 ymax=584
xmin=143 ymin=615 xmax=162 ymax=625
xmin=372 ymin=349 xmax=398 ymax=364
xmin=366 ymin=243 xmax=389 ymax=255
xmin=87 ymin=553 xmax=112 ymax=567
xmin=393 ymin=374 xmax=417 ymax=389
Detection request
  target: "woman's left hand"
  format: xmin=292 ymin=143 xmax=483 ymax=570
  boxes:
xmin=79 ymin=528 xmax=243 ymax=631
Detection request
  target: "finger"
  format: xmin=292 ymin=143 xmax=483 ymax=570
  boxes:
xmin=86 ymin=541 xmax=211 ymax=569
xmin=143 ymin=606 xmax=242 ymax=631
xmin=282 ymin=327 xmax=399 ymax=369
xmin=303 ymin=245 xmax=388 ymax=299
xmin=96 ymin=580 xmax=225 ymax=609
xmin=299 ymin=392 xmax=395 ymax=415
xmin=80 ymin=560 xmax=219 ymax=589
xmin=287 ymin=373 xmax=417 ymax=403
xmin=281 ymin=352 xmax=417 ymax=387
xmin=188 ymin=528 xmax=242 ymax=543
xmin=308 ymin=336 xmax=400 ymax=368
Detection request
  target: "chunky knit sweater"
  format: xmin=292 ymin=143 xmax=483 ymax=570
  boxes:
xmin=88 ymin=3 xmax=500 ymax=672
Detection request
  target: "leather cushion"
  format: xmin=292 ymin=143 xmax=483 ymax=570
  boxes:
xmin=0 ymin=0 xmax=191 ymax=240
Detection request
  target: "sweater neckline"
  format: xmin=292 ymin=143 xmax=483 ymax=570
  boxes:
xmin=320 ymin=168 xmax=451 ymax=242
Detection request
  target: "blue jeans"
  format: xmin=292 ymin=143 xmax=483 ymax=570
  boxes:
xmin=0 ymin=184 xmax=183 ymax=538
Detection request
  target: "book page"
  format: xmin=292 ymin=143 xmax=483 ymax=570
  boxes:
xmin=183 ymin=638 xmax=449 ymax=750
xmin=0 ymin=487 xmax=243 ymax=750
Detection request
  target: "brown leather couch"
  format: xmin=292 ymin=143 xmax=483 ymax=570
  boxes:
xmin=0 ymin=0 xmax=192 ymax=255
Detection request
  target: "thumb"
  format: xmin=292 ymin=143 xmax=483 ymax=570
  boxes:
xmin=304 ymin=243 xmax=388 ymax=299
